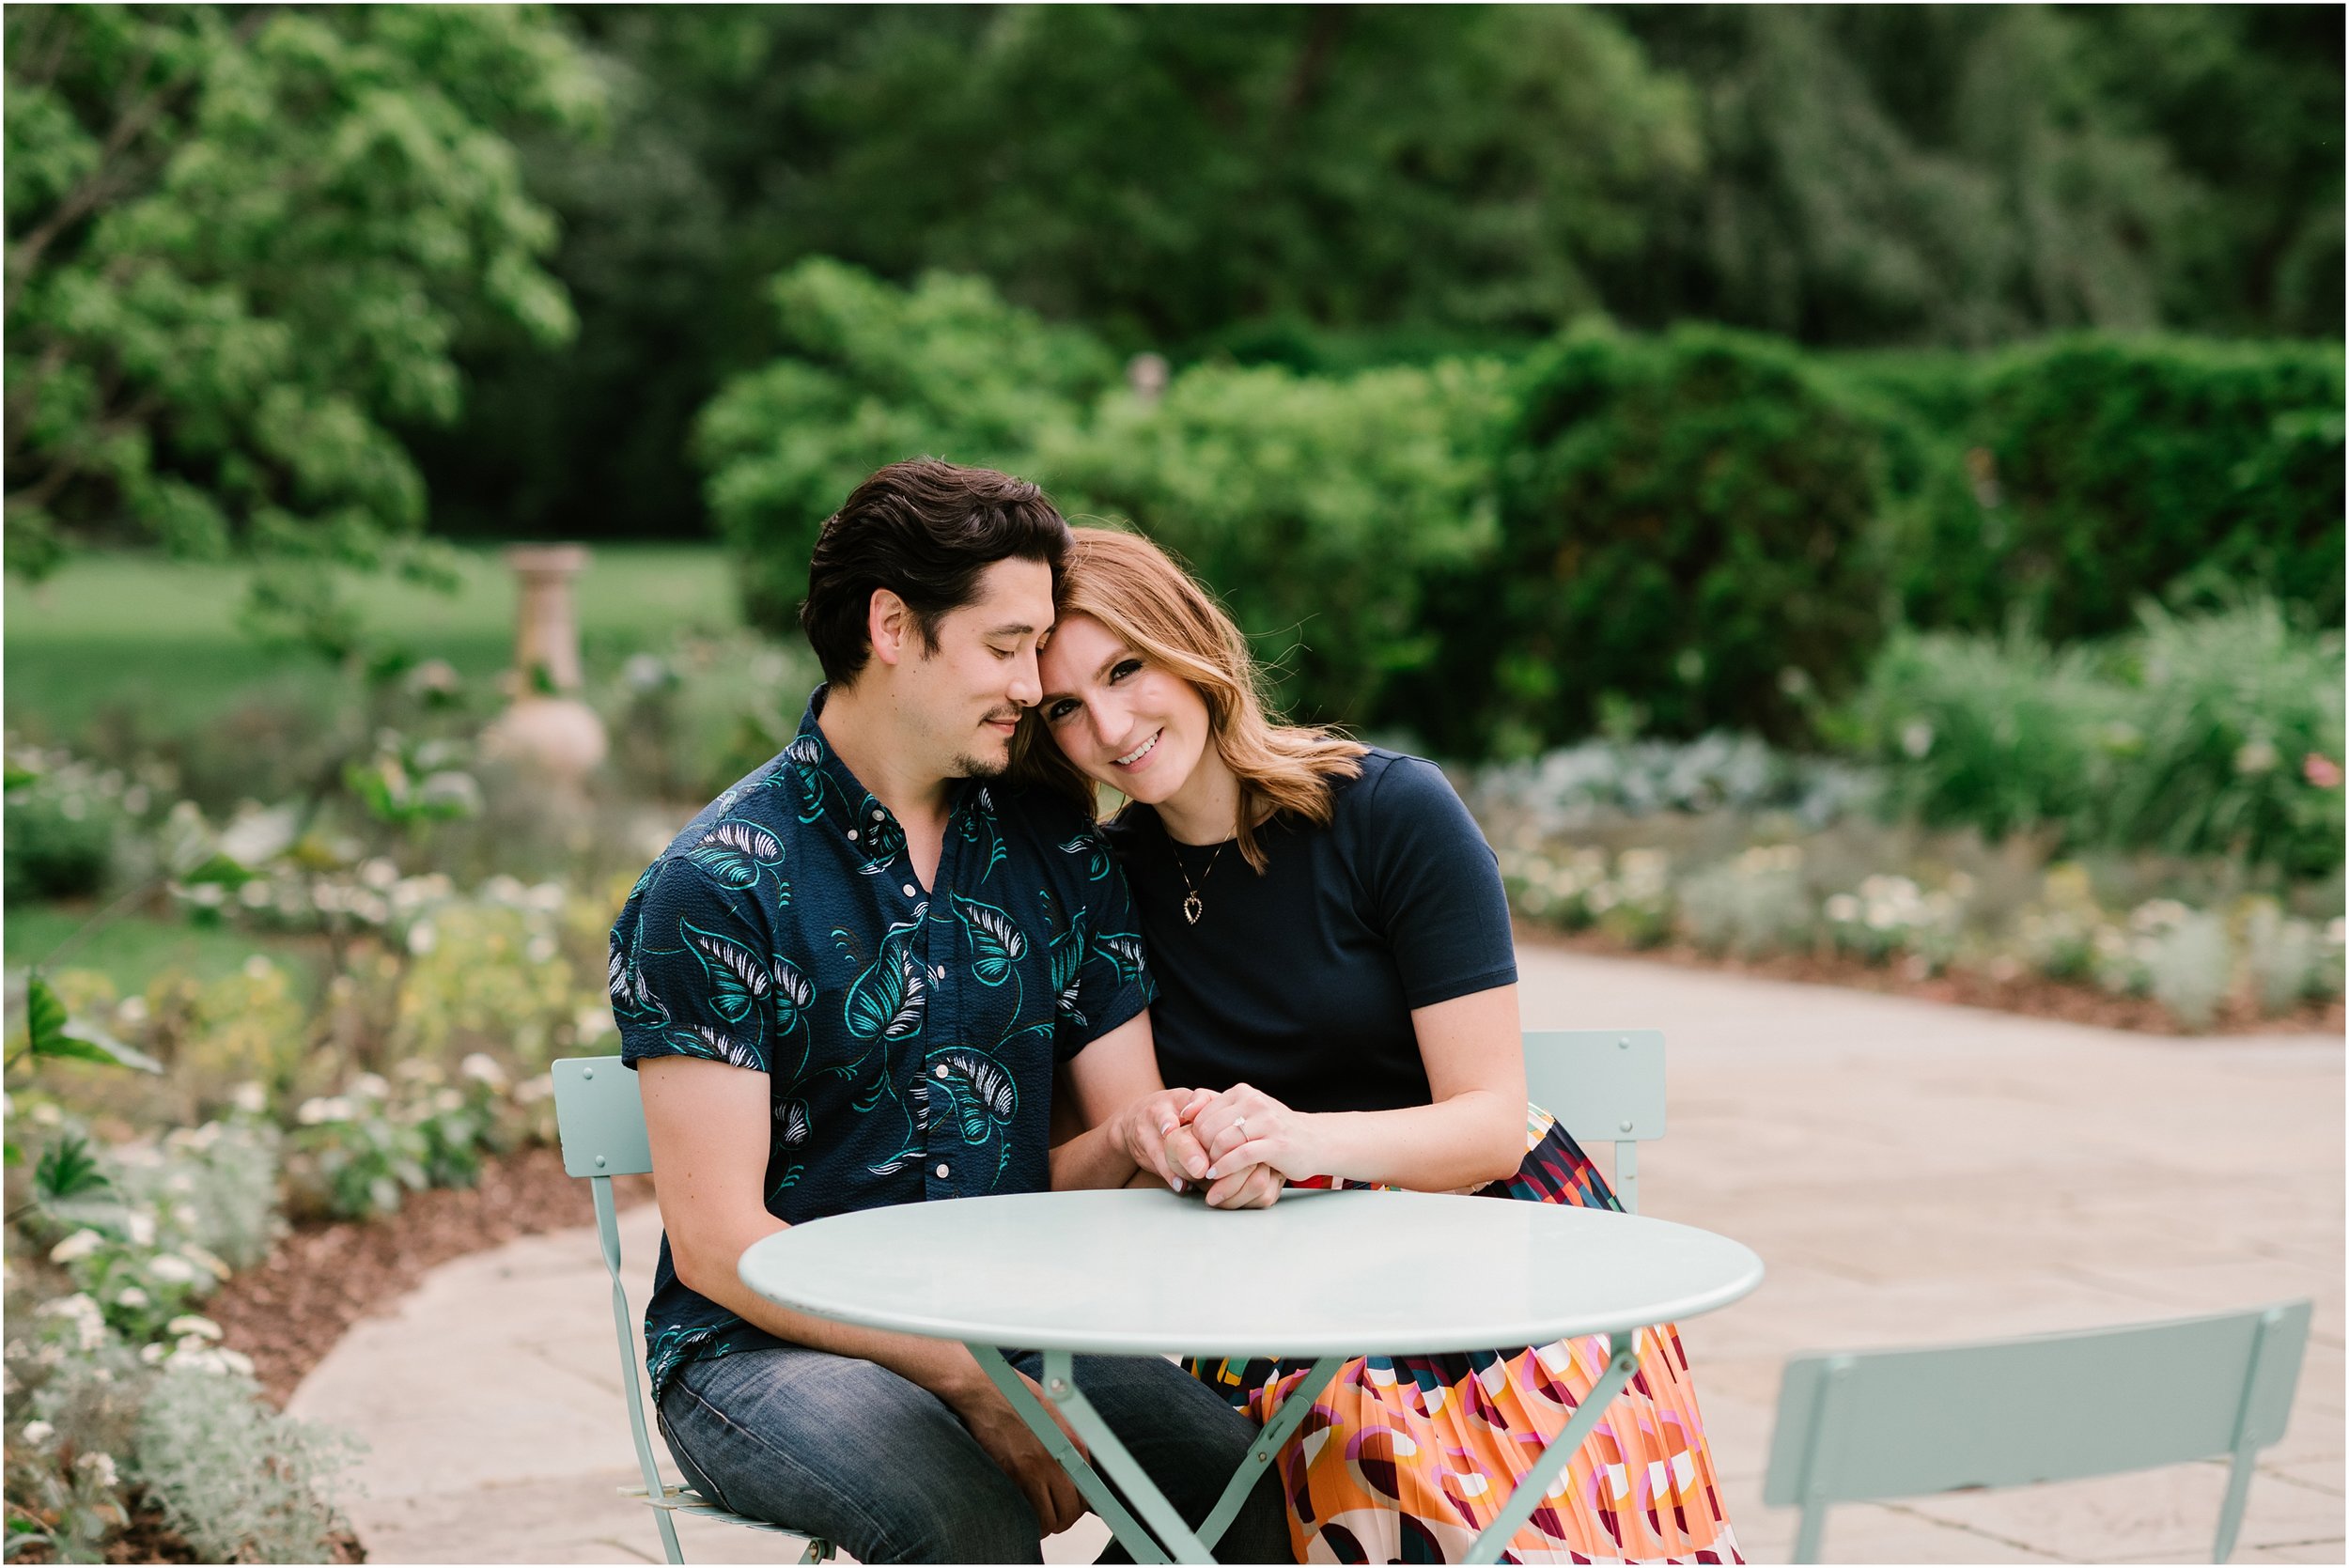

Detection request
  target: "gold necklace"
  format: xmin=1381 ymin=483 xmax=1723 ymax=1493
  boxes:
xmin=1172 ymin=839 xmax=1226 ymax=925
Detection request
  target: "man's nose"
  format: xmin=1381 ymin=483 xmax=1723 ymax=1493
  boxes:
xmin=1005 ymin=647 xmax=1042 ymax=709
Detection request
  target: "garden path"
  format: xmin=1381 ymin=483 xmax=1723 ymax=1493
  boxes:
xmin=290 ymin=945 xmax=2344 ymax=1564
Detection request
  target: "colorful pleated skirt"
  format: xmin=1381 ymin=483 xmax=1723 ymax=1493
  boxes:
xmin=1187 ymin=1108 xmax=1742 ymax=1565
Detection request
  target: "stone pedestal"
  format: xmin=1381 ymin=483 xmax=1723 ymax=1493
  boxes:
xmin=480 ymin=545 xmax=607 ymax=786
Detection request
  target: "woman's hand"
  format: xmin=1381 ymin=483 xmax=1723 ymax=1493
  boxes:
xmin=1192 ymin=1083 xmax=1326 ymax=1189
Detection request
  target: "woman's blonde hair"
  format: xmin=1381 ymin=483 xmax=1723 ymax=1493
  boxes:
xmin=1011 ymin=526 xmax=1365 ymax=871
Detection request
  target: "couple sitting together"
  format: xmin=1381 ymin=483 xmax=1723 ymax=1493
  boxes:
xmin=609 ymin=458 xmax=1739 ymax=1564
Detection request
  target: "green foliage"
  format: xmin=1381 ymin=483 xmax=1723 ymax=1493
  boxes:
xmin=1844 ymin=601 xmax=2345 ymax=875
xmin=1042 ymin=358 xmax=1510 ymax=725
xmin=16 ymin=974 xmax=163 ymax=1074
xmin=4 ymin=4 xmax=599 ymax=653
xmin=3 ymin=755 xmax=124 ymax=902
xmin=698 ymin=259 xmax=1116 ymax=632
xmin=1886 ymin=336 xmax=2345 ymax=640
xmin=1422 ymin=323 xmax=1893 ymax=754
xmin=132 ymin=1365 xmax=357 ymax=1564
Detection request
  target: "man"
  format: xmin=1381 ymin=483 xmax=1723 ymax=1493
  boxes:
xmin=608 ymin=459 xmax=1287 ymax=1563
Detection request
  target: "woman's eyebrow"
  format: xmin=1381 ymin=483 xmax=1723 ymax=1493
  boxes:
xmin=1038 ymin=647 xmax=1134 ymax=706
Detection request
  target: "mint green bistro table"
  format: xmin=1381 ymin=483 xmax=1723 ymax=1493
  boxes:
xmin=737 ymin=1188 xmax=1764 ymax=1565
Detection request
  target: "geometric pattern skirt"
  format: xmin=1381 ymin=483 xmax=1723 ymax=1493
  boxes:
xmin=1184 ymin=1107 xmax=1743 ymax=1564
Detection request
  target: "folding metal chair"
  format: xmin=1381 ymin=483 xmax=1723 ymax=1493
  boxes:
xmin=1763 ymin=1301 xmax=2312 ymax=1562
xmin=552 ymin=1056 xmax=834 ymax=1565
xmin=1522 ymin=1028 xmax=1667 ymax=1212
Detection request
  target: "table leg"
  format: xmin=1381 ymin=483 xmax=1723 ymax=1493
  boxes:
xmin=967 ymin=1343 xmax=1174 ymax=1564
xmin=1196 ymin=1353 xmax=1348 ymax=1551
xmin=1462 ymin=1328 xmax=1644 ymax=1566
xmin=1036 ymin=1348 xmax=1221 ymax=1562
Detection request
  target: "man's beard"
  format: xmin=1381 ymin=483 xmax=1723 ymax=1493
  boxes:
xmin=950 ymin=747 xmax=1011 ymax=781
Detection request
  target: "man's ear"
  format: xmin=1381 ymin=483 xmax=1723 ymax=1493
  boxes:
xmin=866 ymin=588 xmax=912 ymax=669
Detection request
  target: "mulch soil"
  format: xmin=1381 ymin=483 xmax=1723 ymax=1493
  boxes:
xmin=1518 ymin=922 xmax=2347 ymax=1037
xmin=209 ymin=1145 xmax=655 ymax=1410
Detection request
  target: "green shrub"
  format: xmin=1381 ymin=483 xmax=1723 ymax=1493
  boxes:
xmin=1041 ymin=359 xmax=1508 ymax=725
xmin=698 ymin=261 xmax=1116 ymax=635
xmin=1843 ymin=600 xmax=2344 ymax=874
xmin=1890 ymin=335 xmax=2344 ymax=639
xmin=1422 ymin=323 xmax=1895 ymax=756
xmin=132 ymin=1366 xmax=357 ymax=1564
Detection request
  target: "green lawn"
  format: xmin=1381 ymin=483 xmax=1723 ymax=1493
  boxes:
xmin=5 ymin=545 xmax=739 ymax=737
xmin=5 ymin=907 xmax=310 ymax=996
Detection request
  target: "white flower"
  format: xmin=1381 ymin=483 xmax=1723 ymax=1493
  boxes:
xmin=115 ymin=996 xmax=149 ymax=1028
xmin=139 ymin=1343 xmax=166 ymax=1365
xmin=231 ymin=1081 xmax=268 ymax=1115
xmin=459 ymin=1053 xmax=507 ymax=1089
xmin=179 ymin=1245 xmax=232 ymax=1281
xmin=21 ymin=1421 xmax=54 ymax=1447
xmin=241 ymin=954 xmax=277 ymax=983
xmin=2233 ymin=737 xmax=2280 ymax=776
xmin=348 ymin=1073 xmax=391 ymax=1100
xmin=1900 ymin=720 xmax=1936 ymax=759
xmin=125 ymin=1209 xmax=156 ymax=1248
xmin=115 ymin=1287 xmax=149 ymax=1310
xmin=525 ymin=934 xmax=558 ymax=965
xmin=166 ymin=1315 xmax=223 ymax=1342
xmin=514 ymin=1075 xmax=554 ymax=1106
xmin=74 ymin=1452 xmax=118 ymax=1488
xmin=219 ymin=1348 xmax=255 ymax=1377
xmin=1825 ymin=893 xmax=1861 ymax=924
xmin=407 ymin=921 xmax=438 ymax=955
xmin=296 ymin=1096 xmax=353 ymax=1126
xmin=433 ymin=1088 xmax=464 ymax=1113
xmin=29 ymin=1102 xmax=63 ymax=1127
xmin=49 ymin=1231 xmax=104 ymax=1265
xmin=147 ymin=1255 xmax=200 ymax=1285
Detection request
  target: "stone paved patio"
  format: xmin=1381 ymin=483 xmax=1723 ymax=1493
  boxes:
xmin=291 ymin=941 xmax=2343 ymax=1563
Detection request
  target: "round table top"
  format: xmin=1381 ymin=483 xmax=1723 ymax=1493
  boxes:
xmin=737 ymin=1188 xmax=1764 ymax=1358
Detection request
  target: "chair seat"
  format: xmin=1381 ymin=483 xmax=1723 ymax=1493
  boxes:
xmin=620 ymin=1483 xmax=834 ymax=1560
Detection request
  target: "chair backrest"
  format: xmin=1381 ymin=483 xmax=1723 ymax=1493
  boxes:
xmin=1522 ymin=1029 xmax=1665 ymax=1213
xmin=554 ymin=1055 xmax=656 ymax=1177
xmin=551 ymin=1056 xmax=685 ymax=1563
xmin=1763 ymin=1300 xmax=2311 ymax=1563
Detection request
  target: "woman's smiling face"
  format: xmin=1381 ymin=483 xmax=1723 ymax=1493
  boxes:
xmin=1035 ymin=613 xmax=1212 ymax=804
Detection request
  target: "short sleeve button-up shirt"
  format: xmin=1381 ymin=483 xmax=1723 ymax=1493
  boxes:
xmin=610 ymin=688 xmax=1153 ymax=1399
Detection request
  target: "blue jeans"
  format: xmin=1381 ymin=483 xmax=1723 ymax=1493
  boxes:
xmin=657 ymin=1344 xmax=1291 ymax=1564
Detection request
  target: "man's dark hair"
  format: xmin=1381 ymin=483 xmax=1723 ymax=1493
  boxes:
xmin=801 ymin=458 xmax=1071 ymax=686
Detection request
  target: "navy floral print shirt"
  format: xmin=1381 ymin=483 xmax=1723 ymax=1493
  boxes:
xmin=611 ymin=688 xmax=1154 ymax=1400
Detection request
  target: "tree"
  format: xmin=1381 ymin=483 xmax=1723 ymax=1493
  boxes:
xmin=4 ymin=4 xmax=599 ymax=653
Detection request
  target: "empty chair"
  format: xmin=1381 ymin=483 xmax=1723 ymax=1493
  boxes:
xmin=551 ymin=1055 xmax=832 ymax=1566
xmin=1764 ymin=1301 xmax=2311 ymax=1562
xmin=1521 ymin=1029 xmax=1666 ymax=1213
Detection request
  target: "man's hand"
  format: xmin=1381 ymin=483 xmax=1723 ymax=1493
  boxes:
xmin=951 ymin=1371 xmax=1091 ymax=1536
xmin=1113 ymin=1086 xmax=1214 ymax=1190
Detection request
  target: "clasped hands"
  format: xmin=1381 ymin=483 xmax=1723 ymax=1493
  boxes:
xmin=1118 ymin=1083 xmax=1317 ymax=1209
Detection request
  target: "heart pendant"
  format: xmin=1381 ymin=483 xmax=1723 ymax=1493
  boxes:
xmin=1182 ymin=893 xmax=1203 ymax=924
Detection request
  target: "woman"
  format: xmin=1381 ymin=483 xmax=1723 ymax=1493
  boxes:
xmin=1013 ymin=527 xmax=1739 ymax=1565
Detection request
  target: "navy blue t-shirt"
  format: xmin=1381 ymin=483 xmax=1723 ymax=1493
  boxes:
xmin=1102 ymin=749 xmax=1515 ymax=1113
xmin=610 ymin=689 xmax=1154 ymax=1400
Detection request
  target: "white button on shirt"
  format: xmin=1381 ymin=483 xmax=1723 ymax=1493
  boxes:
xmin=934 ymin=1164 xmax=951 ymax=1180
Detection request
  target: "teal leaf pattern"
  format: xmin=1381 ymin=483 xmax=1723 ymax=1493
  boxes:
xmin=954 ymin=893 xmax=1027 ymax=986
xmin=1058 ymin=831 xmax=1112 ymax=882
xmin=843 ymin=934 xmax=926 ymax=1042
xmin=1094 ymin=930 xmax=1146 ymax=986
xmin=930 ymin=1049 xmax=1019 ymax=1142
xmin=1050 ymin=905 xmax=1090 ymax=1029
xmin=684 ymin=920 xmax=770 ymax=1024
xmin=687 ymin=818 xmax=784 ymax=890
